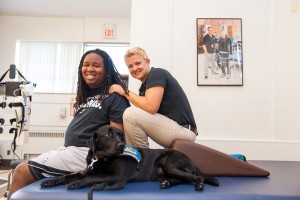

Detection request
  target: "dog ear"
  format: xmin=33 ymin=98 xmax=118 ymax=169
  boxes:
xmin=87 ymin=132 xmax=97 ymax=152
xmin=120 ymin=131 xmax=126 ymax=143
xmin=111 ymin=126 xmax=126 ymax=143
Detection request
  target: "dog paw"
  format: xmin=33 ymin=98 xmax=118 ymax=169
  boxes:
xmin=67 ymin=180 xmax=84 ymax=189
xmin=92 ymin=183 xmax=108 ymax=191
xmin=160 ymin=180 xmax=170 ymax=189
xmin=195 ymin=183 xmax=204 ymax=191
xmin=40 ymin=180 xmax=51 ymax=188
xmin=41 ymin=179 xmax=60 ymax=188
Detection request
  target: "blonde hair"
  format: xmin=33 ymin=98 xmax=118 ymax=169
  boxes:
xmin=124 ymin=47 xmax=149 ymax=61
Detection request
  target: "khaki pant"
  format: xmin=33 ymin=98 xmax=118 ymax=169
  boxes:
xmin=123 ymin=107 xmax=196 ymax=148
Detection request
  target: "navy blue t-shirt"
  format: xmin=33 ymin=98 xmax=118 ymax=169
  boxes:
xmin=64 ymin=92 xmax=130 ymax=147
xmin=139 ymin=67 xmax=197 ymax=128
xmin=203 ymin=34 xmax=216 ymax=53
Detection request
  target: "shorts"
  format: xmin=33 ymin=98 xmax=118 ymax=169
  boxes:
xmin=28 ymin=146 xmax=89 ymax=180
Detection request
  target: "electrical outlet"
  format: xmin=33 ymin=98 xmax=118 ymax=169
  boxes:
xmin=60 ymin=107 xmax=66 ymax=118
xmin=7 ymin=150 xmax=11 ymax=155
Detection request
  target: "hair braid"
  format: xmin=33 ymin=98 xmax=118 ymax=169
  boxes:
xmin=74 ymin=49 xmax=128 ymax=110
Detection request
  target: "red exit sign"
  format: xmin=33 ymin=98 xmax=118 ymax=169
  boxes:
xmin=103 ymin=24 xmax=117 ymax=39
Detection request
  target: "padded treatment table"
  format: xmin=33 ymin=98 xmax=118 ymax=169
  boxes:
xmin=11 ymin=160 xmax=300 ymax=200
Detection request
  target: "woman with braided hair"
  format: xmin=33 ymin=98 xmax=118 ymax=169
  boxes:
xmin=8 ymin=49 xmax=130 ymax=200
xmin=75 ymin=49 xmax=128 ymax=108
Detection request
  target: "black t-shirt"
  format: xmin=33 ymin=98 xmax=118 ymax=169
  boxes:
xmin=64 ymin=92 xmax=130 ymax=147
xmin=203 ymin=34 xmax=216 ymax=53
xmin=219 ymin=37 xmax=232 ymax=54
xmin=139 ymin=67 xmax=197 ymax=128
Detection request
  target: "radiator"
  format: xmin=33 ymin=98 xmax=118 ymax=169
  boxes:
xmin=29 ymin=131 xmax=65 ymax=138
xmin=21 ymin=131 xmax=65 ymax=159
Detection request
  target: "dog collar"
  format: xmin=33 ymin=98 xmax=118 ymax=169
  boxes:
xmin=88 ymin=155 xmax=98 ymax=170
xmin=121 ymin=144 xmax=141 ymax=163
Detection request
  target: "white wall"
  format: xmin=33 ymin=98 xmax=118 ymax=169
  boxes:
xmin=1 ymin=0 xmax=300 ymax=161
xmin=0 ymin=15 xmax=131 ymax=159
xmin=130 ymin=0 xmax=300 ymax=160
xmin=0 ymin=16 xmax=130 ymax=74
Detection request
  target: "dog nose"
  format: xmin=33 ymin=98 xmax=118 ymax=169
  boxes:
xmin=117 ymin=143 xmax=125 ymax=149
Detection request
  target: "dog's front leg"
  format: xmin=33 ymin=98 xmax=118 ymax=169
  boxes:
xmin=67 ymin=175 xmax=126 ymax=190
xmin=67 ymin=175 xmax=100 ymax=189
xmin=41 ymin=172 xmax=85 ymax=188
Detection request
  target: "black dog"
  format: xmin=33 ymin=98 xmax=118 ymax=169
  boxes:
xmin=41 ymin=125 xmax=219 ymax=191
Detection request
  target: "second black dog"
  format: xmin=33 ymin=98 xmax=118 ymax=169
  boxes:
xmin=41 ymin=125 xmax=219 ymax=191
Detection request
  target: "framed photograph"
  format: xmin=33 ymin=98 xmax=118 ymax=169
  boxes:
xmin=196 ymin=18 xmax=243 ymax=86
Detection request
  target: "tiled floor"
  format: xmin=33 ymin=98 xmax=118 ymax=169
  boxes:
xmin=0 ymin=170 xmax=9 ymax=200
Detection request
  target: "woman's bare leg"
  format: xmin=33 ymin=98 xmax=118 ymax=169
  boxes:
xmin=7 ymin=162 xmax=36 ymax=200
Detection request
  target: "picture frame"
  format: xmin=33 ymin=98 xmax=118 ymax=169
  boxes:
xmin=196 ymin=18 xmax=243 ymax=86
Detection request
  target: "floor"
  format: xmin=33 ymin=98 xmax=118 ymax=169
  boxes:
xmin=0 ymin=169 xmax=10 ymax=200
xmin=197 ymin=54 xmax=243 ymax=86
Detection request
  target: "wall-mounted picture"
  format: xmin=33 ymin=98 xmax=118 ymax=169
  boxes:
xmin=197 ymin=18 xmax=243 ymax=86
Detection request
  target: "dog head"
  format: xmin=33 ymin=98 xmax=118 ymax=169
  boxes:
xmin=87 ymin=125 xmax=125 ymax=160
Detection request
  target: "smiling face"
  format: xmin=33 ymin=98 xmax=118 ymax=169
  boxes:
xmin=125 ymin=54 xmax=150 ymax=82
xmin=81 ymin=53 xmax=106 ymax=88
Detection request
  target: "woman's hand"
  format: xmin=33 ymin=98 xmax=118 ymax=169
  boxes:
xmin=109 ymin=84 xmax=126 ymax=96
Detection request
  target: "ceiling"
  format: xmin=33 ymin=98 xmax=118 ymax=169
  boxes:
xmin=0 ymin=0 xmax=132 ymax=18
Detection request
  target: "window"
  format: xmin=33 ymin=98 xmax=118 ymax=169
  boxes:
xmin=84 ymin=43 xmax=130 ymax=75
xmin=14 ymin=41 xmax=129 ymax=93
xmin=15 ymin=41 xmax=83 ymax=93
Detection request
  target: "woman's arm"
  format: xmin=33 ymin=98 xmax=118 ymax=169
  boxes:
xmin=109 ymin=84 xmax=164 ymax=114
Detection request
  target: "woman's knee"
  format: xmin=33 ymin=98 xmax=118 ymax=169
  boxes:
xmin=123 ymin=107 xmax=141 ymax=123
xmin=14 ymin=162 xmax=36 ymax=181
xmin=14 ymin=162 xmax=28 ymax=175
xmin=14 ymin=161 xmax=28 ymax=174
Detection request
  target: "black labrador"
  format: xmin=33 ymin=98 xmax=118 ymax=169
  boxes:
xmin=41 ymin=125 xmax=219 ymax=192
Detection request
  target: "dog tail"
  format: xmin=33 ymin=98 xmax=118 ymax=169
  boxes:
xmin=195 ymin=167 xmax=219 ymax=186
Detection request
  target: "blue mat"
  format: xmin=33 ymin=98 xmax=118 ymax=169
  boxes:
xmin=11 ymin=161 xmax=300 ymax=200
